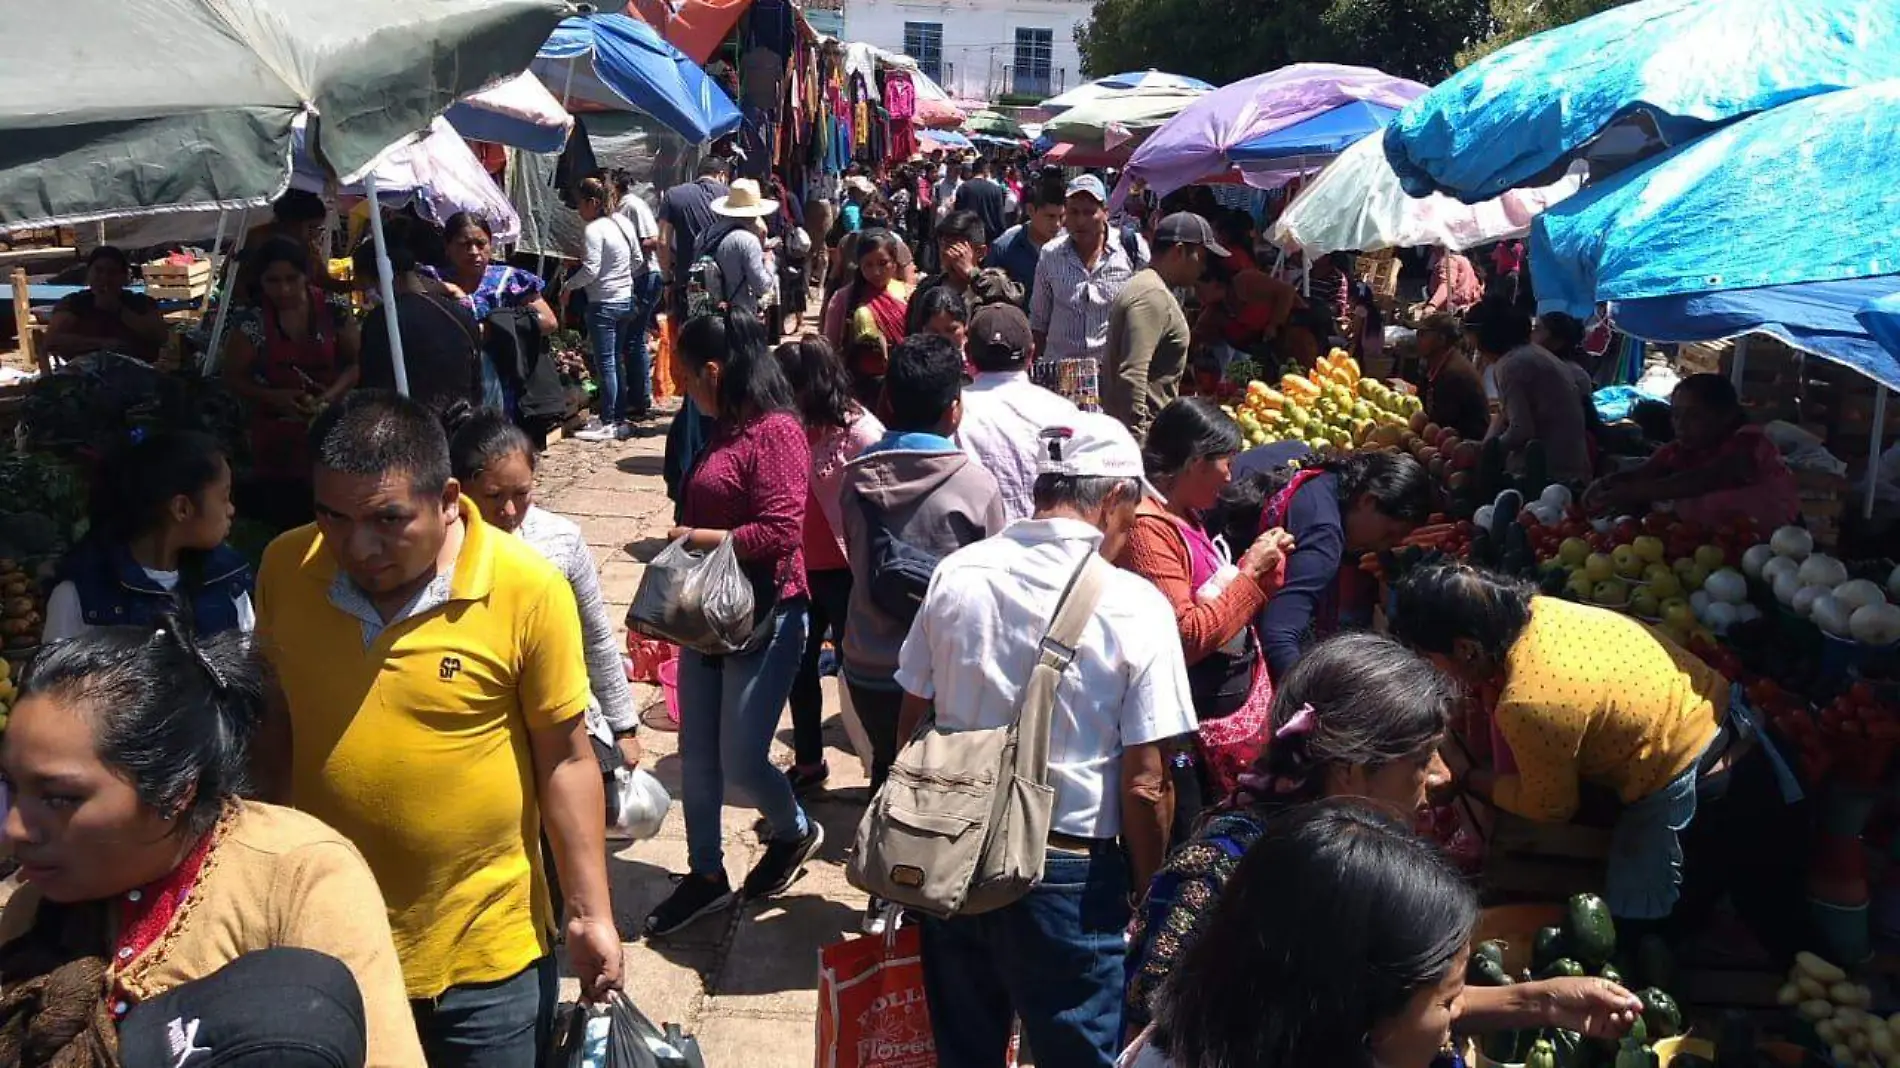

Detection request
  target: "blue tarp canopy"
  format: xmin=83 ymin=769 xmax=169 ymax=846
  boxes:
xmin=533 ymin=13 xmax=740 ymax=144
xmin=1383 ymin=0 xmax=1900 ymax=202
xmin=1860 ymin=291 xmax=1900 ymax=360
xmin=1530 ymin=82 xmax=1900 ymax=390
xmin=1228 ymin=100 xmax=1398 ymax=164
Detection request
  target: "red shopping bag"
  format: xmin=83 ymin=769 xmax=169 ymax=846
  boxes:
xmin=816 ymin=925 xmax=936 ymax=1068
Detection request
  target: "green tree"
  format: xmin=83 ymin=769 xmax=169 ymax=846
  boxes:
xmin=1457 ymin=0 xmax=1632 ymax=66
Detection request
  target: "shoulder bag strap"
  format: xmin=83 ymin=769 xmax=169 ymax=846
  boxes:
xmin=1009 ymin=553 xmax=1111 ymax=786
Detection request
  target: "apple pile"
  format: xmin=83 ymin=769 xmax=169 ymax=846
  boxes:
xmin=1535 ymin=510 xmax=1765 ymax=648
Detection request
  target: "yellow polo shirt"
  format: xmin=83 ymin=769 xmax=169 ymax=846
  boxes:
xmin=1491 ymin=597 xmax=1723 ymax=823
xmin=254 ymin=499 xmax=590 ymax=998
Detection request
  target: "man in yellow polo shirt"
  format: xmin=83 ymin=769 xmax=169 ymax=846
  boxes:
xmin=253 ymin=391 xmax=620 ymax=1066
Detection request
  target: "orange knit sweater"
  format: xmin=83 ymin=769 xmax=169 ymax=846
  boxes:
xmin=1115 ymin=504 xmax=1273 ymax=665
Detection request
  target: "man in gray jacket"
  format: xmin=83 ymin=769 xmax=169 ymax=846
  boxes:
xmin=840 ymin=333 xmax=1006 ymax=800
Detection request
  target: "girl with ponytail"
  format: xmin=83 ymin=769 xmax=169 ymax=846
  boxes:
xmin=0 ymin=623 xmax=423 ymax=1066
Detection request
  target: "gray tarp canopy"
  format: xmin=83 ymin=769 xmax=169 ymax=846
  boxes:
xmin=0 ymin=0 xmax=571 ymax=228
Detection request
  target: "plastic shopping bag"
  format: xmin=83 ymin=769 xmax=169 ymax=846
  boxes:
xmin=816 ymin=925 xmax=936 ymax=1068
xmin=608 ymin=765 xmax=670 ymax=841
xmin=553 ymin=991 xmax=705 ymax=1068
xmin=626 ymin=534 xmax=762 ymax=655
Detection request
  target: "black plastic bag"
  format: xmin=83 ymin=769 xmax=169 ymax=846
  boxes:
xmin=552 ymin=992 xmax=705 ymax=1068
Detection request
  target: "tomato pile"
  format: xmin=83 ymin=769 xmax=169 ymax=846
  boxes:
xmin=1743 ymin=675 xmax=1900 ymax=788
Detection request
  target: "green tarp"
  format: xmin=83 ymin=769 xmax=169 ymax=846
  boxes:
xmin=0 ymin=0 xmax=569 ymax=228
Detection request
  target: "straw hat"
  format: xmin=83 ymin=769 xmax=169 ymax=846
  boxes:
xmin=711 ymin=178 xmax=779 ymax=219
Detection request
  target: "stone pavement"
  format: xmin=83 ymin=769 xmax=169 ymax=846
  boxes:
xmin=537 ymin=410 xmax=869 ymax=1067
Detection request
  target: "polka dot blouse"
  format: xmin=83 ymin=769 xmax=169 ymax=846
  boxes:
xmin=1490 ymin=597 xmax=1724 ymax=822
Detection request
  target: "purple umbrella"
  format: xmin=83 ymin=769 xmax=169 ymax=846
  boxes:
xmin=1115 ymin=63 xmax=1427 ymax=205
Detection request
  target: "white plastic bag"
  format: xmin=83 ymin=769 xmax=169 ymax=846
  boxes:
xmin=609 ymin=766 xmax=670 ymax=841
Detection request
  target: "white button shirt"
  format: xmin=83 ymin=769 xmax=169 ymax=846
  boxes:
xmin=956 ymin=370 xmax=1081 ymax=523
xmin=895 ymin=518 xmax=1198 ymax=838
xmin=1029 ymin=233 xmax=1136 ymax=365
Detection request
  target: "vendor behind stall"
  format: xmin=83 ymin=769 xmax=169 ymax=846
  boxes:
xmin=1479 ymin=302 xmax=1593 ymax=485
xmin=1584 ymin=373 xmax=1799 ymax=531
xmin=1192 ymin=258 xmax=1303 ymax=367
xmin=1392 ymin=562 xmax=1808 ymax=955
xmin=42 ymin=246 xmax=168 ymax=363
xmin=1210 ymin=451 xmax=1432 ymax=680
xmin=1415 ymin=312 xmax=1489 ymax=441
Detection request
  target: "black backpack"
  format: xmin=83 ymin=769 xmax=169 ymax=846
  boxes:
xmin=856 ymin=495 xmax=981 ymax=624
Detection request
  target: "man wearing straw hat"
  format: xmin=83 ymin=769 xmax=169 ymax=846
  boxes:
xmin=687 ymin=178 xmax=778 ymax=324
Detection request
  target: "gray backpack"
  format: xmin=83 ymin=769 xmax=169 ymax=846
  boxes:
xmin=847 ymin=554 xmax=1109 ymax=917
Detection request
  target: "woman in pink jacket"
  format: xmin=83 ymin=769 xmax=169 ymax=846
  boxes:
xmin=776 ymin=336 xmax=884 ymax=794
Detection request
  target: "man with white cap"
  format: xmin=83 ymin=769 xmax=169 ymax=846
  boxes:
xmin=1029 ymin=175 xmax=1136 ymax=410
xmin=894 ymin=411 xmax=1195 ymax=1068
xmin=689 ymin=177 xmax=778 ymax=321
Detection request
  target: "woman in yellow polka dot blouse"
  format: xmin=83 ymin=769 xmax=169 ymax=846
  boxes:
xmin=1390 ymin=563 xmax=1805 ymax=947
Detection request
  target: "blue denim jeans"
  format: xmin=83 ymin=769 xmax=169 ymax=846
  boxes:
xmin=410 ymin=955 xmax=557 ymax=1068
xmin=620 ymin=271 xmax=665 ymax=414
xmin=677 ymin=600 xmax=811 ymax=876
xmin=919 ymin=843 xmax=1131 ymax=1068
xmin=587 ymin=298 xmax=633 ymax=424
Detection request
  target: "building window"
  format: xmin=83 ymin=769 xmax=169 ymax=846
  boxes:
xmin=904 ymin=22 xmax=943 ymax=84
xmin=1014 ymin=28 xmax=1053 ymax=96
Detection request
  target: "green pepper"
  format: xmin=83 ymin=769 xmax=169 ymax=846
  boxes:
xmin=1564 ymin=893 xmax=1617 ymax=967
xmin=1536 ymin=958 xmax=1586 ymax=980
xmin=1525 ymin=1037 xmax=1559 ymax=1068
xmin=1595 ymin=962 xmax=1623 ymax=986
xmin=1532 ymin=927 xmax=1569 ymax=972
xmin=1635 ymin=988 xmax=1681 ymax=1040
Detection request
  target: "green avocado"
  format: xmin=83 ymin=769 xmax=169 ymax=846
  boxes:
xmin=1532 ymin=926 xmax=1569 ymax=972
xmin=1537 ymin=957 xmax=1587 ymax=980
xmin=1564 ymin=893 xmax=1617 ymax=967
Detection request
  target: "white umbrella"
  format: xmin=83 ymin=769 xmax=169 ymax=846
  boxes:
xmin=1270 ymin=132 xmax=1585 ymax=256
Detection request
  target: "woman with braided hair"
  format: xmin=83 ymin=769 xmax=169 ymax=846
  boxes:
xmin=0 ymin=623 xmax=421 ymax=1067
xmin=1120 ymin=632 xmax=1641 ymax=1049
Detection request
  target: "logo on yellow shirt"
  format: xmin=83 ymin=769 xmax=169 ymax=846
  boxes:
xmin=439 ymin=656 xmax=463 ymax=681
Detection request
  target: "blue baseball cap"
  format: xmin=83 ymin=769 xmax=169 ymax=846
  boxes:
xmin=1064 ymin=174 xmax=1108 ymax=204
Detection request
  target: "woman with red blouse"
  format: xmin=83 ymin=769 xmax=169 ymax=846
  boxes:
xmin=644 ymin=312 xmax=822 ymax=940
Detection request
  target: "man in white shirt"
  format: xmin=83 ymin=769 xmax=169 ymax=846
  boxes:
xmin=614 ymin=180 xmax=665 ymax=420
xmin=1030 ymin=175 xmax=1136 ymax=410
xmin=896 ymin=412 xmax=1194 ymax=1068
xmin=957 ymin=304 xmax=1080 ymax=522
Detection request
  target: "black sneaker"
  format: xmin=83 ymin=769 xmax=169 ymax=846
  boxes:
xmin=642 ymin=872 xmax=735 ymax=937
xmin=784 ymin=762 xmax=830 ymax=797
xmin=741 ymin=821 xmax=825 ymax=899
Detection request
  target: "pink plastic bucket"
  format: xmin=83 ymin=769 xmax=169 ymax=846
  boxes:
xmin=657 ymin=658 xmax=681 ymax=725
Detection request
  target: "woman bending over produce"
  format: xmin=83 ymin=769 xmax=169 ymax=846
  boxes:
xmin=1391 ymin=561 xmax=1809 ymax=956
xmin=1123 ymin=632 xmax=1640 ymax=1042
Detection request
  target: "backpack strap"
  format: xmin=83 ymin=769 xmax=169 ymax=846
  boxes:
xmin=1009 ymin=553 xmax=1112 ymax=786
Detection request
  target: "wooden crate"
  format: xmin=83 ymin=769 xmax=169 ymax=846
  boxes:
xmin=141 ymin=257 xmax=213 ymax=299
xmin=1482 ymin=813 xmax=1611 ymax=902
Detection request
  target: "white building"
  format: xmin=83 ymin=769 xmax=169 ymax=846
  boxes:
xmin=841 ymin=0 xmax=1088 ymax=103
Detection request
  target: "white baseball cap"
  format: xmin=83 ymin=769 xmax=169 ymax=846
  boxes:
xmin=1036 ymin=413 xmax=1156 ymax=496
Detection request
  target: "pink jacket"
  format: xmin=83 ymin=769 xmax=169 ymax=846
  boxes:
xmin=810 ymin=407 xmax=886 ymax=559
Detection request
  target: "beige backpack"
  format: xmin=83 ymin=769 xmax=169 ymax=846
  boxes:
xmin=847 ymin=554 xmax=1110 ymax=917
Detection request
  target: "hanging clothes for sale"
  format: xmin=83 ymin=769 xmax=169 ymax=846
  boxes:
xmin=884 ymin=71 xmax=918 ymax=161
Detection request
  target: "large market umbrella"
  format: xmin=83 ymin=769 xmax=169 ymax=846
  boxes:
xmin=0 ymin=0 xmax=568 ymax=228
xmin=1116 ymin=64 xmax=1425 ymax=204
xmin=963 ymin=111 xmax=1026 ymax=140
xmin=1040 ymin=88 xmax=1206 ymax=152
xmin=920 ymin=128 xmax=974 ymax=152
xmin=1042 ymin=70 xmax=1214 ymax=111
xmin=1528 ymin=80 xmax=1900 ymax=391
xmin=289 ymin=119 xmax=522 ymax=242
xmin=446 ymin=72 xmax=575 ymax=153
xmin=1268 ymin=132 xmax=1582 ymax=256
xmin=533 ymin=12 xmax=741 ymax=143
xmin=1228 ymin=100 xmax=1399 ymax=165
xmin=1383 ymin=0 xmax=1900 ymax=203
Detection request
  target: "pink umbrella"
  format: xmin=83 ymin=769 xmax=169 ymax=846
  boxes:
xmin=1114 ymin=63 xmax=1426 ymax=206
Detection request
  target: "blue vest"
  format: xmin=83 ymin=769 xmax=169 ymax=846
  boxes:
xmin=61 ymin=540 xmax=253 ymax=636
